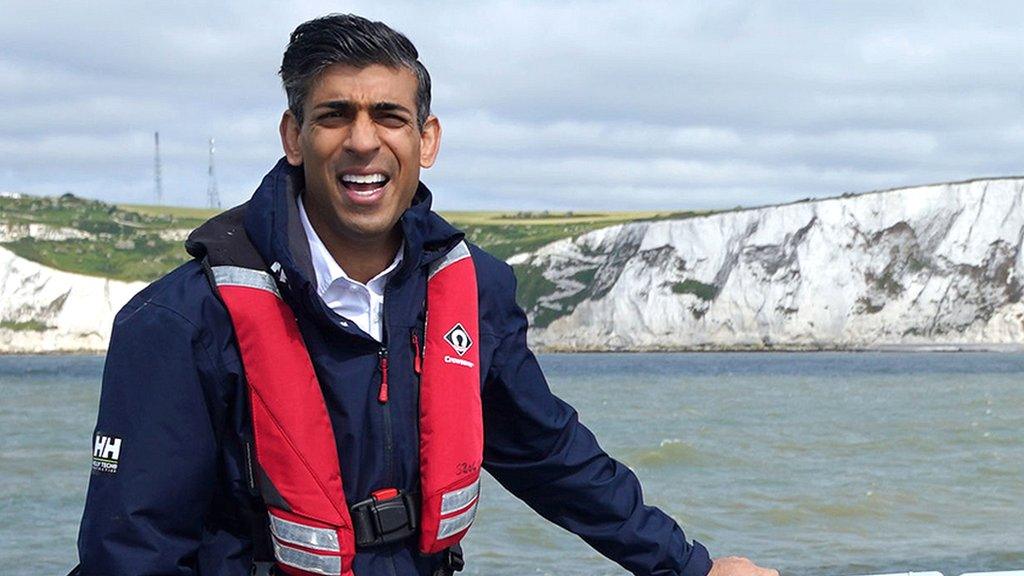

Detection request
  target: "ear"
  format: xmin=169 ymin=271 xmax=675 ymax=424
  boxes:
xmin=418 ymin=115 xmax=441 ymax=169
xmin=279 ymin=110 xmax=303 ymax=166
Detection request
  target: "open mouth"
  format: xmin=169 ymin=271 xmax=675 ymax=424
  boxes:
xmin=340 ymin=172 xmax=390 ymax=197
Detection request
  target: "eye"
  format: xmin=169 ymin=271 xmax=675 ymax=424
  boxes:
xmin=376 ymin=114 xmax=409 ymax=128
xmin=318 ymin=110 xmax=351 ymax=122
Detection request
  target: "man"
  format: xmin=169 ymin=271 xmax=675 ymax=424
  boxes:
xmin=77 ymin=14 xmax=778 ymax=576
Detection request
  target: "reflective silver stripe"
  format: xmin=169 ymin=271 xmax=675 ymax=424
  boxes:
xmin=272 ymin=538 xmax=342 ymax=576
xmin=440 ymin=478 xmax=480 ymax=515
xmin=211 ymin=266 xmax=281 ymax=298
xmin=428 ymin=241 xmax=471 ymax=280
xmin=437 ymin=500 xmax=478 ymax=540
xmin=268 ymin=512 xmax=340 ymax=553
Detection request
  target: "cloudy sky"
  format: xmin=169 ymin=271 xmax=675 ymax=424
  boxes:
xmin=2 ymin=1 xmax=1023 ymax=211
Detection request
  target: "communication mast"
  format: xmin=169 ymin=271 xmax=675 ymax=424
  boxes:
xmin=207 ymin=137 xmax=220 ymax=209
xmin=154 ymin=132 xmax=163 ymax=205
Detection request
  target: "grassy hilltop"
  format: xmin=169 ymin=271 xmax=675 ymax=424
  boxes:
xmin=0 ymin=193 xmax=704 ymax=283
xmin=0 ymin=194 xmax=215 ymax=282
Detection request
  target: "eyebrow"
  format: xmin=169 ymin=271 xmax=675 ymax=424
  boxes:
xmin=314 ymin=100 xmax=413 ymax=116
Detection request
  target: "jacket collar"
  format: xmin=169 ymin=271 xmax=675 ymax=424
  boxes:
xmin=242 ymin=158 xmax=464 ymax=299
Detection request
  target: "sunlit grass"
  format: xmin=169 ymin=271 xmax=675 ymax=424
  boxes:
xmin=2 ymin=196 xmax=710 ymax=281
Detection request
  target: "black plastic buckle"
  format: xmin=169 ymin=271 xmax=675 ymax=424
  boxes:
xmin=445 ymin=543 xmax=465 ymax=573
xmin=432 ymin=543 xmax=465 ymax=576
xmin=350 ymin=488 xmax=418 ymax=548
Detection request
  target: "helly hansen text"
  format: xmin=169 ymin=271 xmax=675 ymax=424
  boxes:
xmin=92 ymin=433 xmax=122 ymax=473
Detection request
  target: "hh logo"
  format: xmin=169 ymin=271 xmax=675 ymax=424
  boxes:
xmin=444 ymin=323 xmax=473 ymax=356
xmin=92 ymin=433 xmax=122 ymax=474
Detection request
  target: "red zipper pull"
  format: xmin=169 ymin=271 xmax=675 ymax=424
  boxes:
xmin=377 ymin=347 xmax=389 ymax=403
xmin=411 ymin=333 xmax=422 ymax=375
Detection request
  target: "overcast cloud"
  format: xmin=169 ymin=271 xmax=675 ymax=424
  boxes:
xmin=2 ymin=1 xmax=1022 ymax=211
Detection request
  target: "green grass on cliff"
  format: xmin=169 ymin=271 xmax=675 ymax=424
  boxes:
xmin=442 ymin=210 xmax=708 ymax=261
xmin=2 ymin=194 xmax=211 ymax=233
xmin=0 ymin=194 xmax=702 ymax=289
xmin=3 ymin=236 xmax=188 ymax=282
xmin=0 ymin=194 xmax=207 ymax=281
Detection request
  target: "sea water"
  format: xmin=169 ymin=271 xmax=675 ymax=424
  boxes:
xmin=1 ymin=353 xmax=1021 ymax=575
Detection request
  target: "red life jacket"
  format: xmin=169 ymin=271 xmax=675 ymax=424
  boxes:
xmin=210 ymin=240 xmax=483 ymax=576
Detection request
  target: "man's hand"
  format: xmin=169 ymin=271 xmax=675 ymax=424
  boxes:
xmin=709 ymin=556 xmax=779 ymax=576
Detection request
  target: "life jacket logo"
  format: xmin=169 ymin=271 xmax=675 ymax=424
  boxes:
xmin=456 ymin=461 xmax=480 ymax=476
xmin=443 ymin=323 xmax=473 ymax=356
xmin=92 ymin=433 xmax=122 ymax=474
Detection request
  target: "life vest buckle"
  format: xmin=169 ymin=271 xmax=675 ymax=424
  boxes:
xmin=350 ymin=488 xmax=419 ymax=548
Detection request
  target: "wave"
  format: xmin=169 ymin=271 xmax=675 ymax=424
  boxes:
xmin=623 ymin=438 xmax=706 ymax=469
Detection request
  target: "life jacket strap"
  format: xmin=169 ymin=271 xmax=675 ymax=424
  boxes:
xmin=432 ymin=543 xmax=466 ymax=576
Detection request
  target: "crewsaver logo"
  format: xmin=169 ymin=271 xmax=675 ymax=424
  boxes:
xmin=443 ymin=323 xmax=473 ymax=356
xmin=92 ymin=433 xmax=122 ymax=474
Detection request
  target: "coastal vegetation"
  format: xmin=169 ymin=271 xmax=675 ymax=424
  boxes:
xmin=671 ymin=279 xmax=719 ymax=301
xmin=0 ymin=193 xmax=695 ymax=282
xmin=7 ymin=178 xmax=1024 ymax=353
xmin=0 ymin=194 xmax=212 ymax=281
xmin=446 ymin=210 xmax=709 ymax=261
xmin=0 ymin=320 xmax=51 ymax=332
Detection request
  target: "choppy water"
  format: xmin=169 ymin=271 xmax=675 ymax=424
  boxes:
xmin=1 ymin=353 xmax=1022 ymax=575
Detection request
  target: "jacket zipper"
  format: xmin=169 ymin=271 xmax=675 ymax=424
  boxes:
xmin=411 ymin=332 xmax=422 ymax=375
xmin=379 ymin=286 xmax=394 ymax=486
xmin=410 ymin=329 xmax=423 ymax=450
xmin=377 ymin=347 xmax=389 ymax=403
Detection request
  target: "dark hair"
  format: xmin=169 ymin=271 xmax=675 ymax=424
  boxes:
xmin=280 ymin=14 xmax=432 ymax=129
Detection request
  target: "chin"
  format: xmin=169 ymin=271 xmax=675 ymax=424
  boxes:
xmin=341 ymin=214 xmax=401 ymax=242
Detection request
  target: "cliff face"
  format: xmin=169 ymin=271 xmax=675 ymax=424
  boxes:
xmin=511 ymin=178 xmax=1024 ymax=350
xmin=4 ymin=178 xmax=1024 ymax=353
xmin=0 ymin=246 xmax=145 ymax=353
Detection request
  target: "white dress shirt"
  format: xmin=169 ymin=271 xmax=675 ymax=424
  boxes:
xmin=297 ymin=196 xmax=403 ymax=342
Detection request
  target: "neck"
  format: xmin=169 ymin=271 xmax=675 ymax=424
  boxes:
xmin=323 ymin=228 xmax=402 ymax=284
xmin=298 ymin=193 xmax=406 ymax=284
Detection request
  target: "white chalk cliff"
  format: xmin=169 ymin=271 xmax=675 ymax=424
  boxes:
xmin=3 ymin=178 xmax=1024 ymax=353
xmin=0 ymin=246 xmax=146 ymax=353
xmin=512 ymin=178 xmax=1024 ymax=351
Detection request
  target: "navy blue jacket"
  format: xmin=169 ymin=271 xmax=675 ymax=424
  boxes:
xmin=77 ymin=159 xmax=713 ymax=576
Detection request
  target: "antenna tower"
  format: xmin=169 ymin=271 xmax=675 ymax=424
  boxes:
xmin=207 ymin=137 xmax=220 ymax=209
xmin=154 ymin=132 xmax=163 ymax=205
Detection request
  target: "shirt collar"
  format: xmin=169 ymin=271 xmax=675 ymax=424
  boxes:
xmin=297 ymin=194 xmax=404 ymax=297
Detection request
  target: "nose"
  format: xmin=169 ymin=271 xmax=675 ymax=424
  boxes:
xmin=344 ymin=112 xmax=380 ymax=158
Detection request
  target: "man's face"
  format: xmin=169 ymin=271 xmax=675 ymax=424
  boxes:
xmin=280 ymin=63 xmax=440 ymax=247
